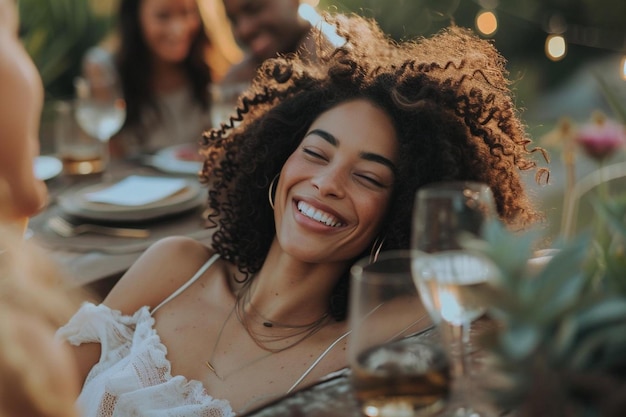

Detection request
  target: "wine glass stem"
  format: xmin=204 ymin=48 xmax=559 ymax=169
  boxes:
xmin=451 ymin=321 xmax=470 ymax=380
xmin=101 ymin=138 xmax=113 ymax=183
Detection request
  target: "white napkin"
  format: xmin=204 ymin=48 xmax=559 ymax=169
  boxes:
xmin=84 ymin=175 xmax=188 ymax=206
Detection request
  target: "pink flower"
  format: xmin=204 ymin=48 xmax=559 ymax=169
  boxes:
xmin=575 ymin=113 xmax=626 ymax=160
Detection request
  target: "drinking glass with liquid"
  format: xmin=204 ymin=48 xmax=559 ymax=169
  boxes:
xmin=411 ymin=181 xmax=499 ymax=417
xmin=349 ymin=250 xmax=450 ymax=417
xmin=54 ymin=100 xmax=105 ymax=175
xmin=73 ymin=74 xmax=125 ymax=180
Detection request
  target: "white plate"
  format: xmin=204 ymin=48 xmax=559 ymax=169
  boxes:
xmin=34 ymin=156 xmax=62 ymax=181
xmin=148 ymin=144 xmax=203 ymax=175
xmin=57 ymin=178 xmax=205 ymax=222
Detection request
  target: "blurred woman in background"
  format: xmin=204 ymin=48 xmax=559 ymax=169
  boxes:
xmin=84 ymin=0 xmax=241 ymax=158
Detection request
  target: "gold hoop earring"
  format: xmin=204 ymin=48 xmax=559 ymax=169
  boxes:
xmin=369 ymin=236 xmax=386 ymax=263
xmin=268 ymin=174 xmax=279 ymax=209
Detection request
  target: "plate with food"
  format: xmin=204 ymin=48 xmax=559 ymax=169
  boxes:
xmin=147 ymin=144 xmax=203 ymax=175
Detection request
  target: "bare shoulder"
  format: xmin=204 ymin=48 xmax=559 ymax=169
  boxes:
xmin=104 ymin=236 xmax=214 ymax=314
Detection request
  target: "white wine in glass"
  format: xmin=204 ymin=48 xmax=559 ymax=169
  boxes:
xmin=413 ymin=251 xmax=496 ymax=327
xmin=411 ymin=181 xmax=498 ymax=417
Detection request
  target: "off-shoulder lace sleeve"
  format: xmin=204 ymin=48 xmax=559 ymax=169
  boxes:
xmin=56 ymin=302 xmax=148 ymax=364
xmin=56 ymin=302 xmax=235 ymax=417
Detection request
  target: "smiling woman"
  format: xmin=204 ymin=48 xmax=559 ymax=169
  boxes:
xmin=57 ymin=12 xmax=547 ymax=417
xmin=275 ymin=100 xmax=398 ymax=264
xmin=82 ymin=0 xmax=241 ymax=158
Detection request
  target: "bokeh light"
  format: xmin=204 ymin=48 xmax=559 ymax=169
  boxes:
xmin=621 ymin=55 xmax=626 ymax=81
xmin=475 ymin=10 xmax=498 ymax=37
xmin=546 ymin=34 xmax=567 ymax=61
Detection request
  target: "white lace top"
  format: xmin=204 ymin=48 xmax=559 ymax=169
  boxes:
xmin=57 ymin=254 xmax=349 ymax=417
xmin=58 ymin=303 xmax=234 ymax=417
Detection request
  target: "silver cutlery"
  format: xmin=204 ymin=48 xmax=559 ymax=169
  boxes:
xmin=47 ymin=216 xmax=150 ymax=238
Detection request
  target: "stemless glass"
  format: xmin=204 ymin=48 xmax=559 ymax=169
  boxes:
xmin=411 ymin=181 xmax=498 ymax=417
xmin=74 ymin=75 xmax=126 ymax=181
xmin=349 ymin=250 xmax=451 ymax=417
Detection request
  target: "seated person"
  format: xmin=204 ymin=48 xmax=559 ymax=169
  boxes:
xmin=83 ymin=0 xmax=241 ymax=158
xmin=0 ymin=5 xmax=87 ymax=416
xmin=0 ymin=225 xmax=88 ymax=417
xmin=58 ymin=13 xmax=547 ymax=416
xmin=0 ymin=0 xmax=48 ymax=232
xmin=219 ymin=0 xmax=324 ymax=85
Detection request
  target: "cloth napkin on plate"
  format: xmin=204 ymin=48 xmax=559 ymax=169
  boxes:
xmin=84 ymin=175 xmax=188 ymax=206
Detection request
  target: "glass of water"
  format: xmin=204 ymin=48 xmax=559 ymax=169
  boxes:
xmin=74 ymin=74 xmax=126 ymax=181
xmin=349 ymin=250 xmax=450 ymax=417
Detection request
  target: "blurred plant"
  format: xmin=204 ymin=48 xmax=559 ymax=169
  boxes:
xmin=477 ymin=209 xmax=626 ymax=416
xmin=540 ymin=79 xmax=626 ymax=239
xmin=478 ymin=81 xmax=626 ymax=416
xmin=18 ymin=0 xmax=115 ymax=101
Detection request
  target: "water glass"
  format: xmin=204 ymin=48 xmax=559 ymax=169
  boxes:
xmin=349 ymin=250 xmax=450 ymax=417
xmin=74 ymin=75 xmax=126 ymax=181
xmin=54 ymin=100 xmax=105 ymax=175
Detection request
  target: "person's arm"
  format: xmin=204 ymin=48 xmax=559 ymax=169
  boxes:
xmin=0 ymin=29 xmax=47 ymax=222
xmin=69 ymin=236 xmax=214 ymax=385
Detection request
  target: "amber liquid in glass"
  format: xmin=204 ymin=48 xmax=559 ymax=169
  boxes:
xmin=61 ymin=155 xmax=104 ymax=175
xmin=352 ymin=343 xmax=451 ymax=417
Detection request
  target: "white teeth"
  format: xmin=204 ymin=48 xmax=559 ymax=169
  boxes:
xmin=297 ymin=201 xmax=343 ymax=227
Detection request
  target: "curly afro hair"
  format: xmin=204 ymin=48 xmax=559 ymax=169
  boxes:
xmin=199 ymin=14 xmax=548 ymax=321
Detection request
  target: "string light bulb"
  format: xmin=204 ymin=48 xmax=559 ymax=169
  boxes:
xmin=475 ymin=10 xmax=498 ymax=37
xmin=546 ymin=34 xmax=567 ymax=61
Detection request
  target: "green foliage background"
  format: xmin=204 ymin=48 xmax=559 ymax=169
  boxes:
xmin=18 ymin=0 xmax=115 ymax=101
xmin=318 ymin=0 xmax=625 ymax=112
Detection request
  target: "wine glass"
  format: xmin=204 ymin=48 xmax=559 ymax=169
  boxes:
xmin=74 ymin=74 xmax=126 ymax=181
xmin=411 ymin=181 xmax=498 ymax=417
xmin=349 ymin=250 xmax=451 ymax=417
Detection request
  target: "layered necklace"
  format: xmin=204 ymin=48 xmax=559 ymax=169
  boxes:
xmin=205 ymin=281 xmax=331 ymax=380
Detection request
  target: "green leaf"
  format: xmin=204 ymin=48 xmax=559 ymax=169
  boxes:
xmin=478 ymin=220 xmax=538 ymax=293
xmin=568 ymin=321 xmax=626 ymax=370
xmin=575 ymin=298 xmax=626 ymax=332
xmin=527 ymin=235 xmax=591 ymax=321
xmin=500 ymin=321 xmax=542 ymax=360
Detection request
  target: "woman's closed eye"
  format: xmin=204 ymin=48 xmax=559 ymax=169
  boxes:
xmin=303 ymin=147 xmax=328 ymax=162
xmin=354 ymin=173 xmax=388 ymax=189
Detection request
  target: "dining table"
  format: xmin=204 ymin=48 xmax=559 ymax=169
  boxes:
xmin=29 ymin=154 xmax=212 ymax=299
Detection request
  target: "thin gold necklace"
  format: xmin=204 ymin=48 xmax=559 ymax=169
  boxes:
xmin=205 ymin=305 xmax=273 ymax=381
xmin=235 ymin=281 xmax=331 ymax=353
xmin=241 ymin=280 xmax=330 ymax=330
xmin=205 ymin=283 xmax=331 ymax=379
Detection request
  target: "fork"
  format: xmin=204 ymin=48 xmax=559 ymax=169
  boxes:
xmin=47 ymin=216 xmax=150 ymax=238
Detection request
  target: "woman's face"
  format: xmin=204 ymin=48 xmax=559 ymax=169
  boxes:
xmin=275 ymin=99 xmax=399 ymax=264
xmin=139 ymin=0 xmax=202 ymax=64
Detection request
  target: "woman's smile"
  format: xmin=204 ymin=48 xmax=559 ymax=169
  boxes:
xmin=295 ymin=200 xmax=345 ymax=228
